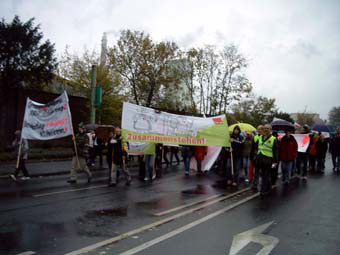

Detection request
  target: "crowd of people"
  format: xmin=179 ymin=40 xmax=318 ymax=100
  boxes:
xmin=9 ymin=122 xmax=340 ymax=197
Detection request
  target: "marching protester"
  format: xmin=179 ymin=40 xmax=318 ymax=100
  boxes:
xmin=330 ymin=132 xmax=340 ymax=172
xmin=163 ymin=145 xmax=170 ymax=168
xmin=194 ymin=146 xmax=208 ymax=176
xmin=106 ymin=127 xmax=131 ymax=186
xmin=229 ymin=125 xmax=244 ymax=186
xmin=182 ymin=145 xmax=194 ymax=176
xmin=170 ymin=146 xmax=180 ymax=165
xmin=242 ymin=132 xmax=253 ymax=183
xmin=10 ymin=130 xmax=30 ymax=181
xmin=251 ymin=125 xmax=264 ymax=191
xmin=93 ymin=131 xmax=103 ymax=167
xmin=271 ymin=131 xmax=280 ymax=186
xmin=68 ymin=123 xmax=92 ymax=184
xmin=144 ymin=143 xmax=156 ymax=181
xmin=316 ymin=133 xmax=328 ymax=174
xmin=308 ymin=133 xmax=319 ymax=173
xmin=155 ymin=143 xmax=163 ymax=177
xmin=254 ymin=124 xmax=278 ymax=196
xmin=279 ymin=129 xmax=298 ymax=185
xmin=296 ymin=125 xmax=310 ymax=179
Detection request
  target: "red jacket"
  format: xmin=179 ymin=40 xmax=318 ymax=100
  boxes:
xmin=194 ymin=146 xmax=208 ymax=161
xmin=279 ymin=135 xmax=298 ymax=161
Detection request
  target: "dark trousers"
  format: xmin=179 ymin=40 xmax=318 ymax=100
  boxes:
xmin=296 ymin=152 xmax=308 ymax=177
xmin=317 ymin=156 xmax=325 ymax=171
xmin=14 ymin=159 xmax=29 ymax=177
xmin=155 ymin=153 xmax=163 ymax=169
xmin=257 ymin=156 xmax=273 ymax=193
xmin=197 ymin=159 xmax=202 ymax=172
xmin=271 ymin=163 xmax=279 ymax=185
xmin=170 ymin=152 xmax=180 ymax=164
xmin=309 ymin=155 xmax=317 ymax=171
xmin=331 ymin=154 xmax=337 ymax=169
xmin=94 ymin=146 xmax=103 ymax=166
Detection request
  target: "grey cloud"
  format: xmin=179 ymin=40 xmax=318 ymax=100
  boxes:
xmin=290 ymin=40 xmax=321 ymax=59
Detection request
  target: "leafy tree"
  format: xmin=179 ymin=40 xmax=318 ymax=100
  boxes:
xmin=296 ymin=112 xmax=316 ymax=127
xmin=108 ymin=30 xmax=181 ymax=108
xmin=0 ymin=16 xmax=57 ymax=95
xmin=58 ymin=47 xmax=124 ymax=126
xmin=329 ymin=106 xmax=340 ymax=126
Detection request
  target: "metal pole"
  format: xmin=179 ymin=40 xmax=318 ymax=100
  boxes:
xmin=90 ymin=65 xmax=96 ymax=124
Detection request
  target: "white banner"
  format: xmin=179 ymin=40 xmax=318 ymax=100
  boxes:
xmin=22 ymin=91 xmax=73 ymax=140
xmin=278 ymin=134 xmax=310 ymax=153
xmin=190 ymin=146 xmax=222 ymax=171
xmin=122 ymin=102 xmax=230 ymax=147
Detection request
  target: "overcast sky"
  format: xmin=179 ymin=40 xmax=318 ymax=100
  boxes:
xmin=1 ymin=0 xmax=339 ymax=119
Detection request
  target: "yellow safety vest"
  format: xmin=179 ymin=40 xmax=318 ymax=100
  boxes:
xmin=257 ymin=135 xmax=276 ymax=158
xmin=254 ymin=135 xmax=260 ymax=143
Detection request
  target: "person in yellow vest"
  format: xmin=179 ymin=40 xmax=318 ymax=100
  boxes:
xmin=251 ymin=125 xmax=263 ymax=191
xmin=256 ymin=124 xmax=279 ymax=196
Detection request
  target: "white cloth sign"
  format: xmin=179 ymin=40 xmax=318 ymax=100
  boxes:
xmin=190 ymin=146 xmax=222 ymax=172
xmin=21 ymin=91 xmax=73 ymax=140
xmin=278 ymin=134 xmax=310 ymax=153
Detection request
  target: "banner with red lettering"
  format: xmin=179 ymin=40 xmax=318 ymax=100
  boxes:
xmin=21 ymin=91 xmax=73 ymax=140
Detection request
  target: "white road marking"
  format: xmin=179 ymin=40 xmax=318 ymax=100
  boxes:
xmin=16 ymin=251 xmax=36 ymax=255
xmin=65 ymin=187 xmax=252 ymax=255
xmin=33 ymin=184 xmax=108 ymax=197
xmin=229 ymin=221 xmax=279 ymax=255
xmin=153 ymin=194 xmax=222 ymax=216
xmin=118 ymin=193 xmax=260 ymax=255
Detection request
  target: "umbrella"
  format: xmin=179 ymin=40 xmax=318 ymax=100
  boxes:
xmin=271 ymin=118 xmax=295 ymax=132
xmin=312 ymin=124 xmax=330 ymax=133
xmin=229 ymin=123 xmax=256 ymax=133
xmin=84 ymin=123 xmax=99 ymax=131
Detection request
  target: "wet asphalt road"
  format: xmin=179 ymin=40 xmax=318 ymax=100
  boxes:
xmin=0 ymin=156 xmax=339 ymax=255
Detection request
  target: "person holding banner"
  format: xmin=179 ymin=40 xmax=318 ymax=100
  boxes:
xmin=10 ymin=130 xmax=30 ymax=181
xmin=68 ymin=124 xmax=92 ymax=184
xmin=144 ymin=143 xmax=156 ymax=181
xmin=229 ymin=126 xmax=244 ymax=186
xmin=194 ymin=146 xmax=208 ymax=176
xmin=296 ymin=125 xmax=310 ymax=180
xmin=182 ymin=145 xmax=194 ymax=176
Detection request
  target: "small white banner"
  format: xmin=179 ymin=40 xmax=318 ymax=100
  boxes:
xmin=21 ymin=91 xmax=73 ymax=140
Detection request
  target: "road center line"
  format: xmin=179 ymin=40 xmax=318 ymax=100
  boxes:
xmin=153 ymin=194 xmax=223 ymax=216
xmin=65 ymin=187 xmax=251 ymax=255
xmin=118 ymin=193 xmax=260 ymax=255
xmin=33 ymin=185 xmax=108 ymax=197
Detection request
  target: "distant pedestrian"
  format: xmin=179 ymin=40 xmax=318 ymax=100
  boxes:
xmin=316 ymin=133 xmax=328 ymax=174
xmin=308 ymin=133 xmax=319 ymax=172
xmin=194 ymin=146 xmax=208 ymax=176
xmin=107 ymin=128 xmax=131 ymax=186
xmin=10 ymin=130 xmax=30 ymax=181
xmin=279 ymin=129 xmax=298 ymax=185
xmin=68 ymin=123 xmax=92 ymax=184
xmin=182 ymin=145 xmax=194 ymax=176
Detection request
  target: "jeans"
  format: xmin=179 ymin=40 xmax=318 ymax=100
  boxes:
xmin=170 ymin=152 xmax=180 ymax=165
xmin=183 ymin=156 xmax=191 ymax=174
xmin=145 ymin=155 xmax=155 ymax=179
xmin=242 ymin=157 xmax=250 ymax=179
xmin=281 ymin=160 xmax=294 ymax=183
xmin=227 ymin=157 xmax=242 ymax=183
xmin=296 ymin=152 xmax=308 ymax=177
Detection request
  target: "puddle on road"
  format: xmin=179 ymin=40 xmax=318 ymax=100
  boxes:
xmin=181 ymin=184 xmax=216 ymax=195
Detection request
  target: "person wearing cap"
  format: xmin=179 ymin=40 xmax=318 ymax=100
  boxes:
xmin=68 ymin=123 xmax=92 ymax=184
xmin=254 ymin=124 xmax=279 ymax=196
xmin=10 ymin=130 xmax=30 ymax=181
